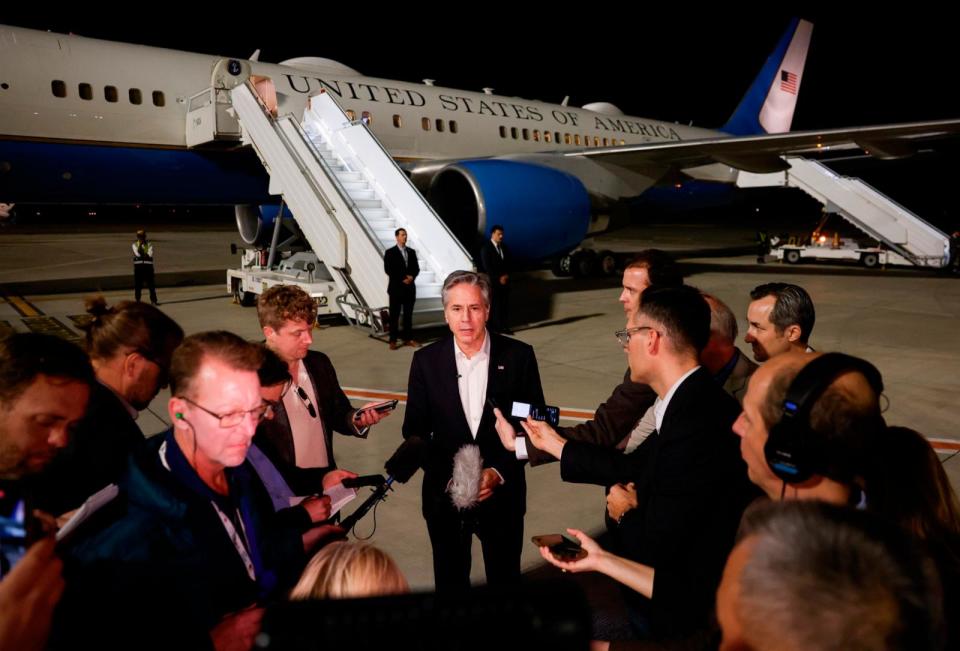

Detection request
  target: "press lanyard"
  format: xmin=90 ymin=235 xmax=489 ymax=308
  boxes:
xmin=159 ymin=441 xmax=257 ymax=582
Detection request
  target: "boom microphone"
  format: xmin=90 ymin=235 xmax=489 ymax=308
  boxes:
xmin=338 ymin=437 xmax=428 ymax=533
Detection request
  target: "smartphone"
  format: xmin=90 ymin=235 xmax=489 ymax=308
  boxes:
xmin=354 ymin=399 xmax=398 ymax=418
xmin=531 ymin=533 xmax=587 ymax=562
xmin=511 ymin=401 xmax=560 ymax=427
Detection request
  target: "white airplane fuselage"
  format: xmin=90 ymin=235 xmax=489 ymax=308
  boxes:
xmin=0 ymin=25 xmax=717 ymax=172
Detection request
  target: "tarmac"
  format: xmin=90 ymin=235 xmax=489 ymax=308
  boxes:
xmin=1 ymin=221 xmax=958 ymax=591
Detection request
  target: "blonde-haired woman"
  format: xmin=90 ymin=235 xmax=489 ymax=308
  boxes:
xmin=290 ymin=542 xmax=408 ymax=599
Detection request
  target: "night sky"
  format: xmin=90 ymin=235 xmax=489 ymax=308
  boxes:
xmin=2 ymin=10 xmax=955 ymax=130
xmin=2 ymin=9 xmax=957 ymax=228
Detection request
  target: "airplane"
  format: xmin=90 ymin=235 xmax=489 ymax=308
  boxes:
xmin=1 ymin=18 xmax=958 ymax=267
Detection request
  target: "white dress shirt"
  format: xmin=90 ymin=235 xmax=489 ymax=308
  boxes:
xmin=454 ymin=331 xmax=490 ymax=438
xmin=283 ymin=359 xmax=329 ymax=468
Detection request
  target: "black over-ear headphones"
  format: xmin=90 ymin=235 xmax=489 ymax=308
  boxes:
xmin=764 ymin=353 xmax=884 ymax=484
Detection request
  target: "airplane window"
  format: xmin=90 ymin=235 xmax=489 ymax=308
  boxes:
xmin=52 ymin=80 xmax=67 ymax=98
xmin=522 ymin=128 xmax=529 ymax=140
xmin=594 ymin=136 xmax=600 ymax=147
xmin=564 ymin=134 xmax=571 ymax=145
xmin=555 ymin=132 xmax=561 ymax=143
xmin=435 ymin=119 xmax=444 ymax=132
xmin=346 ymin=109 xmax=356 ymax=121
xmin=620 ymin=139 xmax=625 ymax=145
xmin=104 ymin=86 xmax=118 ymax=103
xmin=393 ymin=115 xmax=402 ymax=128
xmin=602 ymin=138 xmax=608 ymax=147
xmin=450 ymin=121 xmax=458 ymax=134
xmin=79 ymin=83 xmax=93 ymax=101
xmin=421 ymin=117 xmax=431 ymax=131
xmin=499 ymin=126 xmax=507 ymax=138
xmin=152 ymin=91 xmax=165 ymax=107
xmin=129 ymin=88 xmax=142 ymax=105
xmin=362 ymin=111 xmax=372 ymax=126
xmin=533 ymin=130 xmax=540 ymax=142
xmin=544 ymin=131 xmax=552 ymax=143
xmin=511 ymin=127 xmax=518 ymax=139
xmin=574 ymin=134 xmax=581 ymax=146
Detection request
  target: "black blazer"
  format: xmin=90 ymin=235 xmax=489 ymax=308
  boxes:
xmin=560 ymin=366 xmax=757 ymax=638
xmin=479 ymin=240 xmax=509 ymax=280
xmin=30 ymin=381 xmax=145 ymax=515
xmin=384 ymin=245 xmax=420 ymax=297
xmin=402 ymin=332 xmax=544 ymax=520
xmin=254 ymin=350 xmax=360 ymax=495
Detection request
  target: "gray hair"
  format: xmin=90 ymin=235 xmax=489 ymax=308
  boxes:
xmin=702 ymin=292 xmax=737 ymax=344
xmin=735 ymin=501 xmax=943 ymax=651
xmin=749 ymin=282 xmax=815 ymax=344
xmin=441 ymin=270 xmax=491 ymax=308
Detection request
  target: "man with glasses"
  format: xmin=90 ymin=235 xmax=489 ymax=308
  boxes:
xmin=57 ymin=331 xmax=316 ymax=650
xmin=255 ymin=286 xmax=388 ymax=495
xmin=498 ymin=286 xmax=755 ymax=641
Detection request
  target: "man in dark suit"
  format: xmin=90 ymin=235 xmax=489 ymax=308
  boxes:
xmin=383 ymin=227 xmax=420 ymax=350
xmin=403 ymin=270 xmax=544 ymax=593
xmin=503 ymin=286 xmax=756 ymax=640
xmin=479 ymin=225 xmax=511 ymax=333
xmin=253 ymin=286 xmax=387 ymax=495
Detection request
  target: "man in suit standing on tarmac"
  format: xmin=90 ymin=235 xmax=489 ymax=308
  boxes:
xmin=384 ymin=228 xmax=420 ymax=350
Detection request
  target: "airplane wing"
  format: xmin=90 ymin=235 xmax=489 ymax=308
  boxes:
xmin=569 ymin=118 xmax=960 ymax=174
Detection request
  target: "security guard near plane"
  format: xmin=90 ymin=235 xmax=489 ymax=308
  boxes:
xmin=133 ymin=229 xmax=159 ymax=305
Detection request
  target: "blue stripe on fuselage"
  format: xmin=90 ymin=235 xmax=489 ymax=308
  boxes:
xmin=0 ymin=139 xmax=271 ymax=204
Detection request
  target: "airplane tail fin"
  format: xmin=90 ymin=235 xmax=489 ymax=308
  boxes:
xmin=722 ymin=18 xmax=813 ymax=135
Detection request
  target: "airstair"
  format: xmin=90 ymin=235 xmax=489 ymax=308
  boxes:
xmin=738 ymin=156 xmax=950 ymax=268
xmin=189 ymin=60 xmax=473 ymax=333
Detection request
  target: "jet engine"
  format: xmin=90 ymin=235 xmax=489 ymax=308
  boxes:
xmin=427 ymin=160 xmax=590 ymax=261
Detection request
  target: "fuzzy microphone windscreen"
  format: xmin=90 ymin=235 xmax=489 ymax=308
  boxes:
xmin=448 ymin=444 xmax=483 ymax=510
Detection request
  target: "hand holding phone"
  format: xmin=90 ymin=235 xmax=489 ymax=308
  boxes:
xmin=531 ymin=533 xmax=587 ymax=562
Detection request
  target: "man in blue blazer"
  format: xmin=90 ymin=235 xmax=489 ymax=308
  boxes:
xmin=402 ymin=270 xmax=544 ymax=593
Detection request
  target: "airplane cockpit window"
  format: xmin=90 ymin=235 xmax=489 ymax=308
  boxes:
xmin=79 ymin=83 xmax=93 ymax=100
xmin=152 ymin=91 xmax=165 ymax=107
xmin=129 ymin=88 xmax=142 ymax=105
xmin=421 ymin=117 xmax=431 ymax=131
xmin=104 ymin=86 xmax=118 ymax=103
xmin=435 ymin=119 xmax=444 ymax=133
xmin=51 ymin=80 xmax=67 ymax=98
xmin=393 ymin=114 xmax=402 ymax=128
xmin=361 ymin=111 xmax=371 ymax=125
xmin=449 ymin=121 xmax=458 ymax=134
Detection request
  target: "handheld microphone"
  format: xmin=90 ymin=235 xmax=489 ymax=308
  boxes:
xmin=341 ymin=475 xmax=386 ymax=489
xmin=338 ymin=437 xmax=428 ymax=533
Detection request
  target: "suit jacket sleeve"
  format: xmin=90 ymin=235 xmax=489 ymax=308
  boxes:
xmin=528 ymin=370 xmax=656 ymax=466
xmin=409 ymin=249 xmax=420 ymax=279
xmin=489 ymin=344 xmax=544 ymax=484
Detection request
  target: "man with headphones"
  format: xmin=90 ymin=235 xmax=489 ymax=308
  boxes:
xmin=733 ymin=350 xmax=885 ymax=503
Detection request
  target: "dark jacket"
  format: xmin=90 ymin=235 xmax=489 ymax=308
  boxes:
xmin=254 ymin=350 xmax=361 ymax=495
xmin=402 ymin=332 xmax=543 ymax=520
xmin=384 ymin=245 xmax=420 ymax=297
xmin=55 ymin=431 xmax=307 ymax=650
xmin=30 ymin=381 xmax=145 ymax=516
xmin=561 ymin=367 xmax=757 ymax=639
xmin=479 ymin=240 xmax=510 ymax=280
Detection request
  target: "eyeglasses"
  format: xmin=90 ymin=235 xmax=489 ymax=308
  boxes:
xmin=296 ymin=386 xmax=318 ymax=419
xmin=614 ymin=326 xmax=656 ymax=347
xmin=180 ymin=397 xmax=269 ymax=428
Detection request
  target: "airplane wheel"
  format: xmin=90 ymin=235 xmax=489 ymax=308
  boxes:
xmin=785 ymin=250 xmax=801 ymax=264
xmin=570 ymin=251 xmax=597 ymax=278
xmin=598 ymin=250 xmax=618 ymax=276
xmin=552 ymin=256 xmax=572 ymax=277
xmin=861 ymin=252 xmax=879 ymax=268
